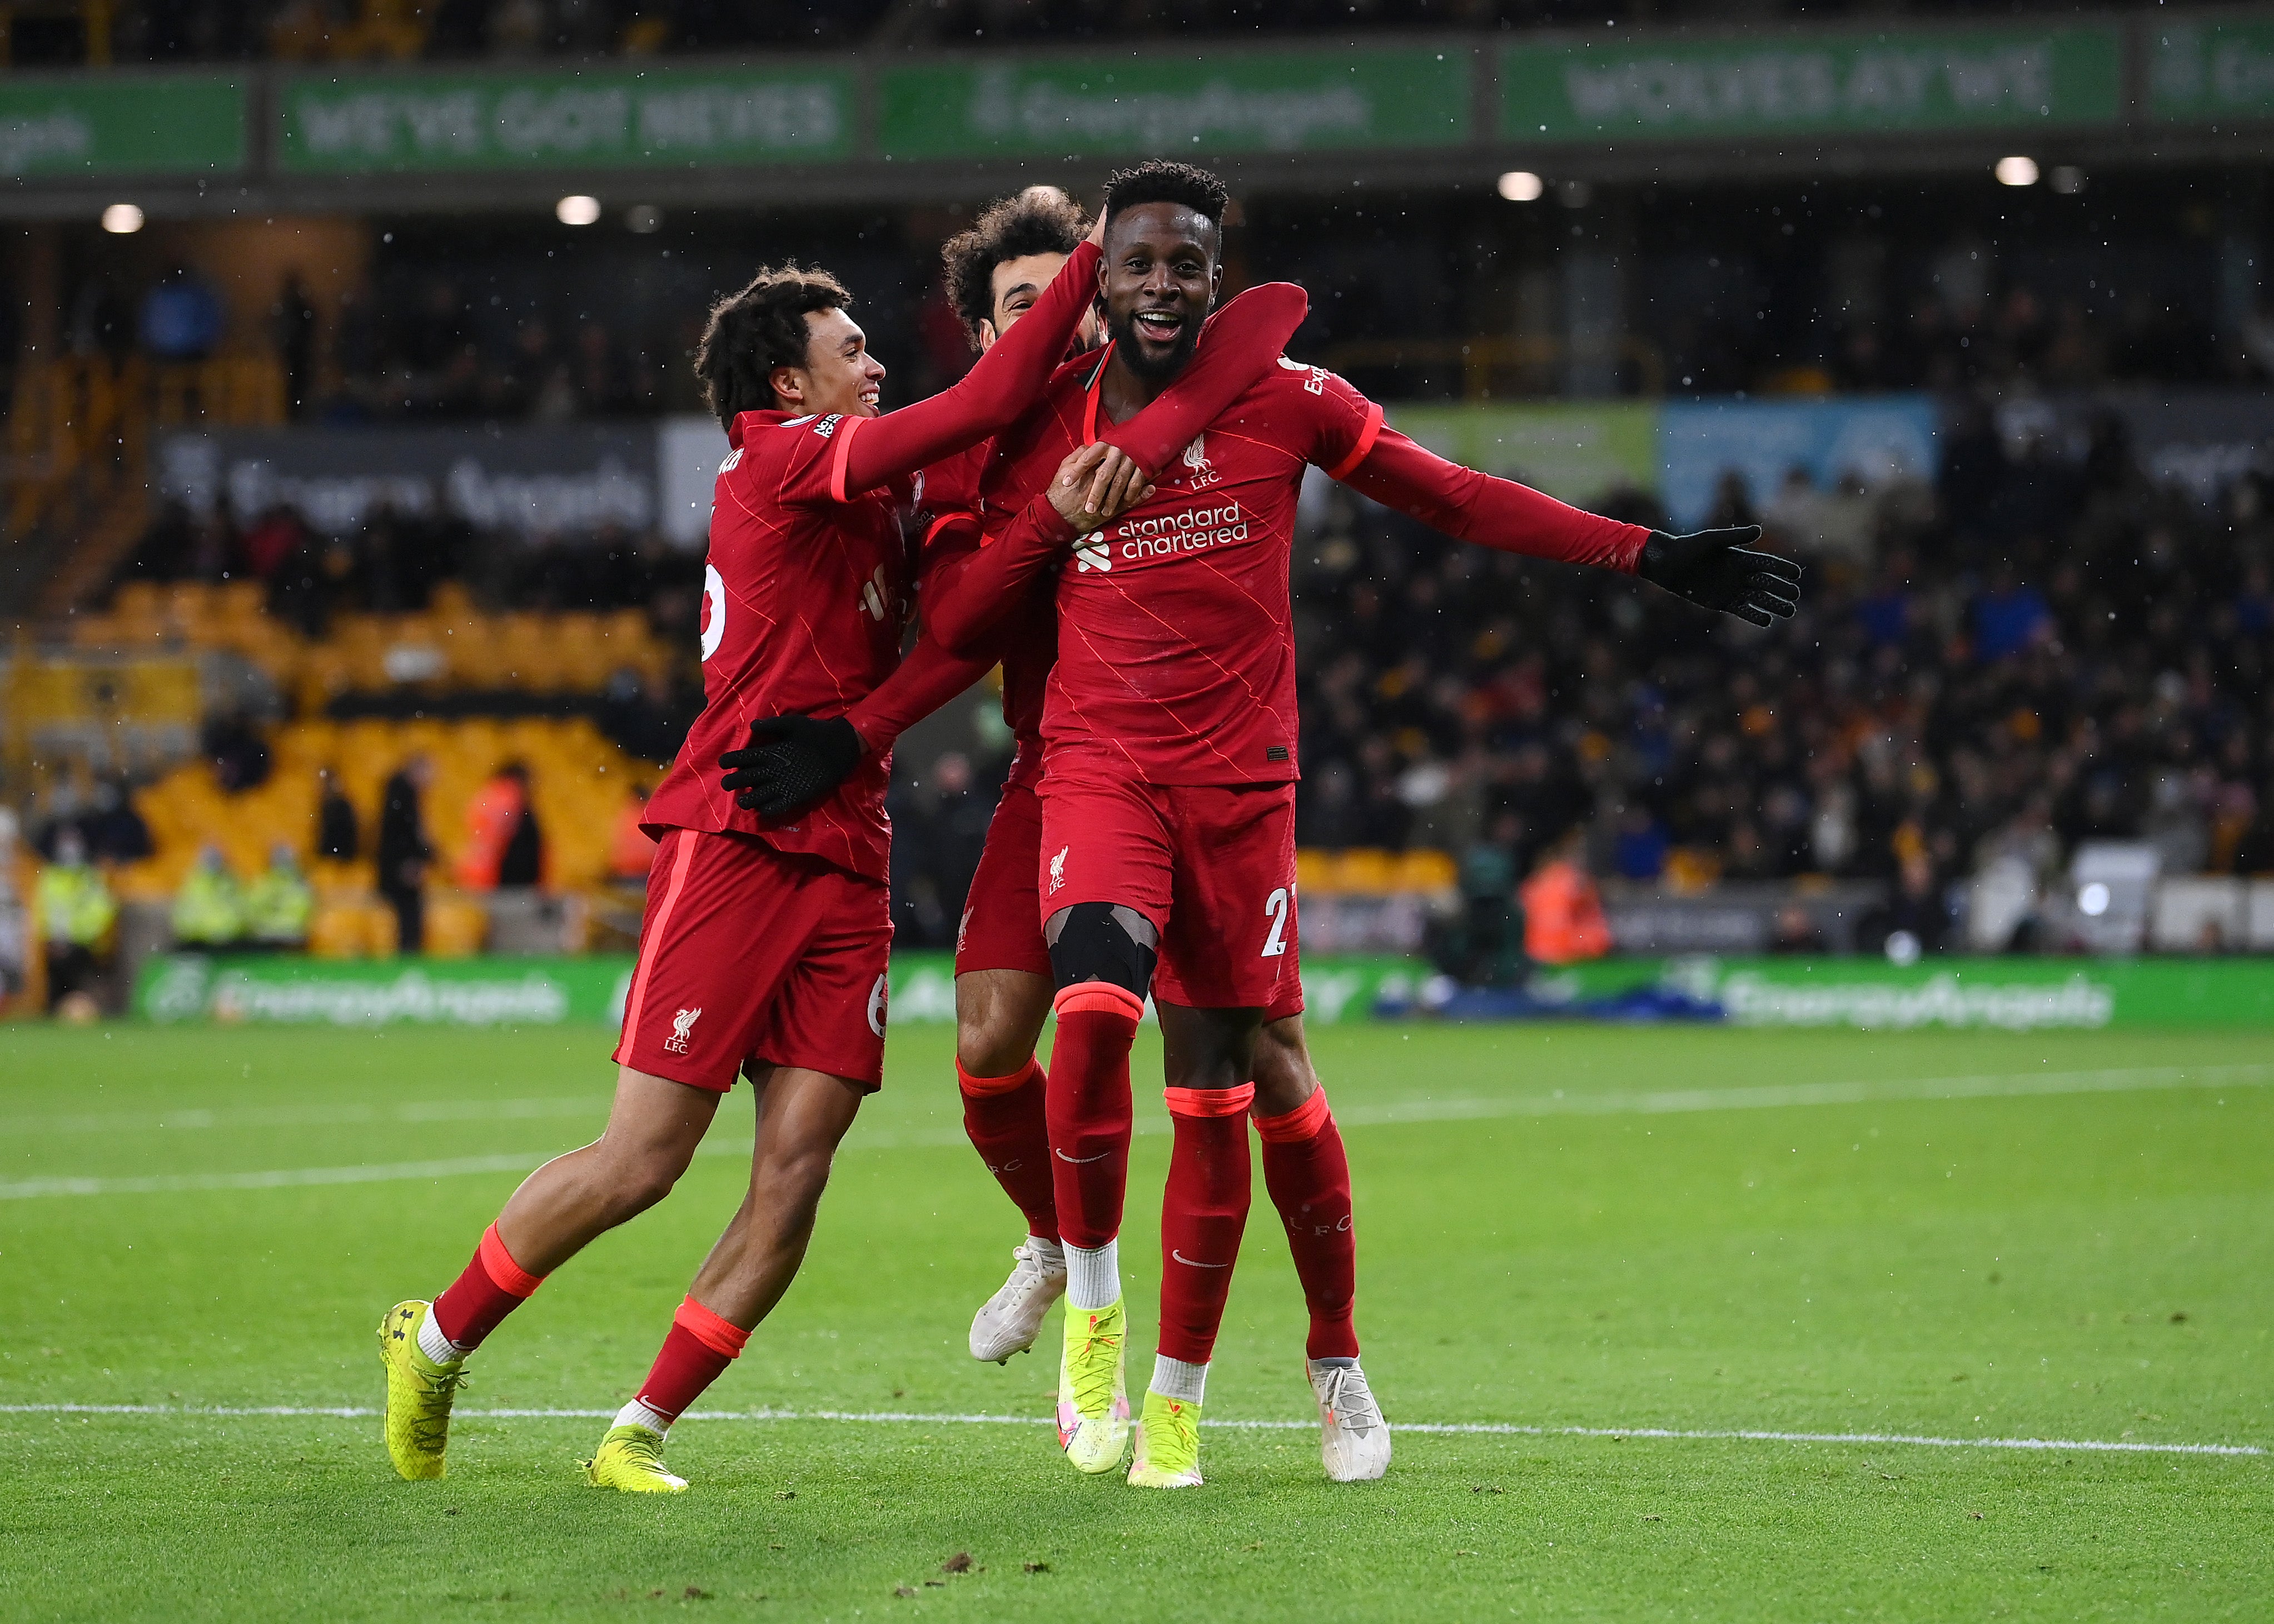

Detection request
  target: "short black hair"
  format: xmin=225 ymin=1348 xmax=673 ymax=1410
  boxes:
xmin=942 ymin=187 xmax=1090 ymax=347
xmin=693 ymin=263 xmax=852 ymax=429
xmin=1101 ymin=161 xmax=1229 ymax=236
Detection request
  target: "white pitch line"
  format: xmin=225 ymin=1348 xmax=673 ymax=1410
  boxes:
xmin=8 ymin=1061 xmax=2268 ymax=1200
xmin=0 ymin=1403 xmax=2256 ymax=1458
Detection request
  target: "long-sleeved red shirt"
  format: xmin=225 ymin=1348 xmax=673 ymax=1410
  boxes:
xmin=638 ymin=241 xmax=1100 ymax=881
xmin=943 ymin=357 xmax=1650 ymax=786
xmin=853 ymin=282 xmax=1311 ymax=780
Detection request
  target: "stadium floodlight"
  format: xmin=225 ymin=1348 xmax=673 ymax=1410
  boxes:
xmin=1496 ymin=171 xmax=1544 ymax=203
xmin=1995 ymin=155 xmax=2039 ymax=187
xmin=556 ymin=195 xmax=603 ymax=226
xmin=2077 ymin=880 xmax=2112 ymax=917
xmin=626 ymin=204 xmax=664 ymax=234
xmin=101 ymin=202 xmax=144 ymax=234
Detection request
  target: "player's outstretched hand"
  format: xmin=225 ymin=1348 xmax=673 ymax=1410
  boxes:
xmin=1048 ymin=442 xmax=1154 ymax=535
xmin=1636 ymin=526 xmax=1803 ymax=627
xmin=719 ymin=714 xmax=864 ymax=819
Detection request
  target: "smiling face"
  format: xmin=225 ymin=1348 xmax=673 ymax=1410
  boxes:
xmin=769 ymin=306 xmax=886 ymax=418
xmin=978 ymin=250 xmax=1102 ymax=353
xmin=1099 ymin=201 xmax=1221 ymax=381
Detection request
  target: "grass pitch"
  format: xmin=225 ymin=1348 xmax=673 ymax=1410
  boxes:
xmin=1 ymin=1015 xmax=2268 ymax=1621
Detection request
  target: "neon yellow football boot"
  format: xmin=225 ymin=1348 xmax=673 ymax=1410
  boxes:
xmin=1056 ymin=1299 xmax=1131 ymax=1474
xmin=377 ymin=1299 xmax=466 ymax=1481
xmin=583 ymin=1424 xmax=690 ymax=1493
xmin=1127 ymin=1386 xmax=1203 ymax=1488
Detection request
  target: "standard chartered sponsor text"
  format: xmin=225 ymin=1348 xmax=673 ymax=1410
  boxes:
xmin=1111 ymin=501 xmax=1249 ymax=561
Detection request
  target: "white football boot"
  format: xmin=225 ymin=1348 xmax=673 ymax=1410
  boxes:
xmin=1309 ymin=1358 xmax=1391 ymax=1482
xmin=969 ymin=1237 xmax=1068 ymax=1363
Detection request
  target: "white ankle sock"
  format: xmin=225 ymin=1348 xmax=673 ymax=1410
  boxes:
xmin=1064 ymin=1239 xmax=1119 ymax=1311
xmin=614 ymin=1398 xmax=671 ymax=1436
xmin=1027 ymin=1234 xmax=1066 ymax=1267
xmin=1150 ymin=1354 xmax=1208 ymax=1406
xmin=417 ymin=1311 xmax=466 ymax=1367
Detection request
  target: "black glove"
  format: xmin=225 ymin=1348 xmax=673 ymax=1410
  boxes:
xmin=719 ymin=714 xmax=864 ymax=820
xmin=1637 ymin=525 xmax=1803 ymax=627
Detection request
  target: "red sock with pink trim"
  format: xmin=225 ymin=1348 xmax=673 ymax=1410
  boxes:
xmin=618 ymin=1296 xmax=751 ymax=1434
xmin=958 ymin=1055 xmax=1058 ymax=1241
xmin=1044 ymin=983 xmax=1142 ymax=1258
xmin=1255 ymin=1087 xmax=1359 ymax=1360
xmin=426 ymin=1223 xmax=545 ymax=1361
xmin=1156 ymin=1083 xmax=1255 ymax=1378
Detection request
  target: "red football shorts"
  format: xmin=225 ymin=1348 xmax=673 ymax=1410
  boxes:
xmin=614 ymin=828 xmax=892 ymax=1092
xmin=955 ymin=779 xmax=1054 ymax=980
xmin=1036 ymin=761 xmax=1301 ymax=1013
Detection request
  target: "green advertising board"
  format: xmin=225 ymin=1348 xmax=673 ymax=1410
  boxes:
xmin=1500 ymin=25 xmax=2123 ymax=142
xmin=0 ymin=75 xmax=245 ymax=178
xmin=133 ymin=950 xmax=2274 ymax=1030
xmin=278 ymin=66 xmax=853 ymax=174
xmin=2148 ymin=19 xmax=2274 ymax=122
xmin=132 ymin=952 xmax=1424 ymax=1028
xmin=879 ymin=48 xmax=1470 ymax=161
xmin=1387 ymin=402 xmax=1659 ymax=506
xmin=1534 ymin=956 xmax=2274 ymax=1030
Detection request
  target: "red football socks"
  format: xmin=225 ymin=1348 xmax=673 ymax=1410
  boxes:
xmin=957 ymin=1055 xmax=1059 ymax=1240
xmin=634 ymin=1297 xmax=751 ymax=1424
xmin=1157 ymin=1084 xmax=1255 ymax=1366
xmin=1256 ymin=1087 xmax=1360 ymax=1360
xmin=430 ymin=1222 xmax=545 ymax=1351
xmin=1044 ymin=983 xmax=1143 ymax=1251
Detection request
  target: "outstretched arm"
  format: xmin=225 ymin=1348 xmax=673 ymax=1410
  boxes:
xmin=1343 ymin=427 xmax=1800 ymax=623
xmin=1340 ymin=426 xmax=1653 ymax=572
xmin=829 ymin=241 xmax=1102 ymax=500
xmin=928 ymin=281 xmax=1310 ymax=654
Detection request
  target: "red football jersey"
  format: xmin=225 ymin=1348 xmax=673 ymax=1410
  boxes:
xmin=640 ymin=409 xmax=914 ymax=879
xmin=974 ymin=353 xmax=1373 ymax=785
xmin=638 ymin=238 xmax=1106 ymax=879
xmin=971 ymin=352 xmax=1651 ymax=786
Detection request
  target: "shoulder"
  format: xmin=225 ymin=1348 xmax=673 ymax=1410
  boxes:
xmin=1219 ymin=358 xmax=1370 ymax=437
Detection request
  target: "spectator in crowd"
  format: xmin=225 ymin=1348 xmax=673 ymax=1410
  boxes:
xmin=1857 ymin=850 xmax=1949 ymax=960
xmin=459 ymin=761 xmax=543 ymax=890
xmin=609 ymin=781 xmax=657 ymax=884
xmin=245 ymin=845 xmax=316 ymax=949
xmin=138 ymin=263 xmax=224 ymax=362
xmin=1519 ymin=826 xmax=1614 ymax=966
xmin=77 ymin=778 xmax=153 ymax=865
xmin=38 ymin=828 xmax=116 ymax=1018
xmin=317 ymin=766 xmax=360 ymax=861
xmin=173 ymin=846 xmax=247 ymax=950
xmin=202 ymin=711 xmax=273 ymax=793
xmin=0 ymin=806 xmax=30 ymax=1002
xmin=378 ymin=755 xmax=437 ymax=953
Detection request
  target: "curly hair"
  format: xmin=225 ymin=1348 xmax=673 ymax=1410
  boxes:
xmin=692 ymin=263 xmax=852 ymax=430
xmin=941 ymin=187 xmax=1091 ymax=347
xmin=1101 ymin=161 xmax=1229 ymax=235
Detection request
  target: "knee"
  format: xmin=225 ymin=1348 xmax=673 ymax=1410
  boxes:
xmin=957 ymin=1007 xmax=1037 ymax=1079
xmin=591 ymin=1140 xmax=693 ymax=1218
xmin=1044 ymin=901 xmax=1158 ymax=997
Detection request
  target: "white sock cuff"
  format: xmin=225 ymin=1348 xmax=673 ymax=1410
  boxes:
xmin=1064 ymin=1239 xmax=1120 ymax=1311
xmin=614 ymin=1398 xmax=673 ymax=1436
xmin=417 ymin=1310 xmax=466 ymax=1367
xmin=1150 ymin=1354 xmax=1208 ymax=1406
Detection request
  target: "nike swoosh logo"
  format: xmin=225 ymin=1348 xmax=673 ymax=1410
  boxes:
xmin=1055 ymin=1149 xmax=1111 ymax=1164
xmin=1171 ymin=1250 xmax=1230 ymax=1269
